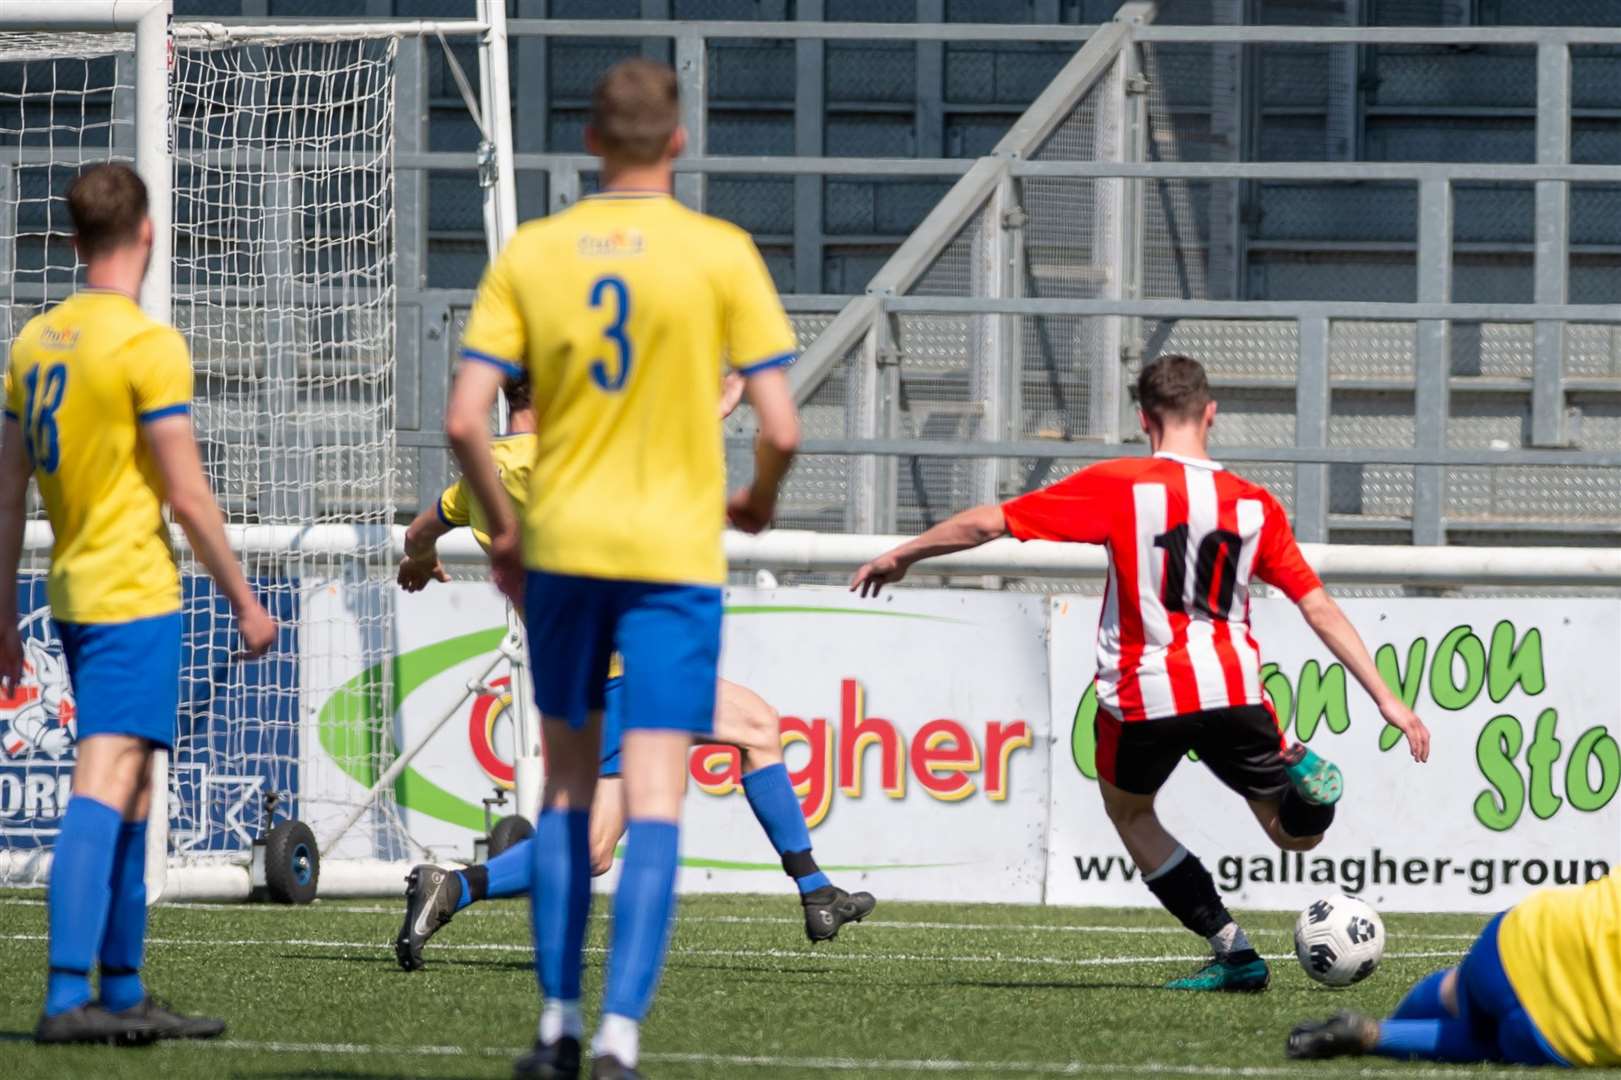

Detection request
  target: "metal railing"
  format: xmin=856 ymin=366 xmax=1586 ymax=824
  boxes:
xmin=377 ymin=12 xmax=1111 ymax=511
xmin=786 ymin=8 xmax=1621 ymax=547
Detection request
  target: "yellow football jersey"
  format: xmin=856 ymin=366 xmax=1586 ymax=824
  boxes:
xmin=434 ymin=431 xmax=622 ymax=680
xmin=457 ymin=193 xmax=796 ymax=587
xmin=437 ymin=433 xmax=536 ymax=549
xmin=5 ymin=290 xmax=192 ymax=623
xmin=1498 ymin=872 xmax=1621 ymax=1067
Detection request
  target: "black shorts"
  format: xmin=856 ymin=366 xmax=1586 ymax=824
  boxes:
xmin=1095 ymin=704 xmax=1290 ymax=802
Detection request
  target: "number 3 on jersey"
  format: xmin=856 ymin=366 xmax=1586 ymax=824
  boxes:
xmin=21 ymin=364 xmax=67 ymax=474
xmin=589 ymin=275 xmax=632 ymax=391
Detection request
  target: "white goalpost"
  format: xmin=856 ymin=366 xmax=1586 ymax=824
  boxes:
xmin=0 ymin=1 xmax=518 ymax=901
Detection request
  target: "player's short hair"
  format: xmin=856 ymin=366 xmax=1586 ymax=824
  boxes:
xmin=1135 ymin=353 xmax=1212 ymax=424
xmin=68 ymin=163 xmax=148 ymax=259
xmin=502 ymin=372 xmax=531 ymax=414
xmin=589 ymin=59 xmax=680 ymax=165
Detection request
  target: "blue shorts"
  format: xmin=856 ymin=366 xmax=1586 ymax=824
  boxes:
xmin=1457 ymin=912 xmax=1570 ymax=1068
xmin=525 ymin=570 xmax=720 ymax=741
xmin=599 ymin=676 xmax=624 ymax=778
xmin=55 ymin=612 xmax=182 ymax=749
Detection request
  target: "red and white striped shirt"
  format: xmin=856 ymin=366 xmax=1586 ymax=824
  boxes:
xmin=1002 ymin=451 xmax=1322 ymax=722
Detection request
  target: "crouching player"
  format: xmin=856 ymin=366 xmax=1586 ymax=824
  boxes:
xmin=1289 ymin=870 xmax=1620 ymax=1068
xmin=392 ymin=374 xmax=873 ymax=972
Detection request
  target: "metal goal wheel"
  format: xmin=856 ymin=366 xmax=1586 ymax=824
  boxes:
xmin=486 ymin=815 xmax=533 ymax=859
xmin=262 ymin=819 xmax=320 ymax=904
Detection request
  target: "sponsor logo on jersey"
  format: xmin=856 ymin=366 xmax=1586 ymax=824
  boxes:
xmin=39 ymin=326 xmax=80 ymax=351
xmin=578 ymin=229 xmax=646 ymax=258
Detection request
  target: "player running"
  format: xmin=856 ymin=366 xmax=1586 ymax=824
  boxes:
xmin=445 ymin=59 xmax=802 ymax=1080
xmin=850 ymin=353 xmax=1430 ymax=993
xmin=0 ymin=164 xmax=277 ymax=1046
xmin=391 ymin=375 xmax=872 ymax=971
xmin=1289 ymin=870 xmax=1620 ymax=1067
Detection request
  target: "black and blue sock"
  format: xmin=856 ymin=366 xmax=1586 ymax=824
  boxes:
xmin=742 ymin=763 xmax=830 ymax=895
xmin=454 ymin=835 xmax=534 ymax=912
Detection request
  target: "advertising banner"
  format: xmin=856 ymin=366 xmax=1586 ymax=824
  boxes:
xmin=0 ymin=581 xmax=76 ymax=846
xmin=1044 ymin=597 xmax=1621 ymax=913
xmin=377 ymin=584 xmax=1054 ymax=902
xmin=1 ymin=576 xmax=300 ymax=857
xmin=684 ymin=588 xmax=1050 ymax=902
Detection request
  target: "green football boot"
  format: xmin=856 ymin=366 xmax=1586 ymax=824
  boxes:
xmin=1281 ymin=741 xmax=1344 ymax=806
xmin=1163 ymin=950 xmax=1271 ymax=992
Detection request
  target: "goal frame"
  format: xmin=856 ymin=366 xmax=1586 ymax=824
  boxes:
xmin=0 ymin=1 xmax=527 ymax=902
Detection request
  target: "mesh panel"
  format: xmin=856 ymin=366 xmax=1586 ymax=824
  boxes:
xmin=0 ymin=34 xmax=133 ymax=884
xmin=0 ymin=32 xmax=403 ymax=886
xmin=1139 ymin=44 xmax=1214 ymax=301
xmin=174 ymin=36 xmax=401 ymax=866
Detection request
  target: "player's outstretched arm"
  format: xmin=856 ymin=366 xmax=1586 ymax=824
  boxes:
xmin=445 ymin=361 xmax=520 ymax=602
xmin=850 ymin=504 xmax=1009 ymax=597
xmin=727 ymin=368 xmax=800 ymax=534
xmin=398 ymin=505 xmax=453 ymax=592
xmin=1296 ymin=587 xmax=1430 ymax=763
xmin=0 ymin=418 xmax=31 ymax=690
xmin=143 ymin=415 xmax=277 ymax=657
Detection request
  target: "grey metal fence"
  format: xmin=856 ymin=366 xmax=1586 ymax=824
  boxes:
xmin=780 ymin=12 xmax=1621 ymax=547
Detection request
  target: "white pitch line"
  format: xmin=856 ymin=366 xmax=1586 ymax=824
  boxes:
xmin=165 ymin=1039 xmax=1565 ymax=1079
xmin=0 ymin=896 xmax=1490 ymax=941
xmin=668 ymin=914 xmax=1486 ymax=942
xmin=0 ymin=932 xmax=1462 ymax=968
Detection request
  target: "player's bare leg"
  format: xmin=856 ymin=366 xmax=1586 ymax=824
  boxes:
xmin=711 ymin=680 xmax=875 ymax=941
xmin=589 ymin=776 xmax=625 ymax=877
xmin=1099 ymin=781 xmax=1269 ymax=992
xmin=1246 ymin=796 xmax=1329 ymax=853
xmin=514 ymin=712 xmax=600 ymax=1080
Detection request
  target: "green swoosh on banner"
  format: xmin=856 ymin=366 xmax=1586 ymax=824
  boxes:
xmin=319 ymin=627 xmax=507 ymax=832
xmin=724 ymin=604 xmax=968 ymax=624
xmin=616 ymin=850 xmax=962 ymax=872
xmin=317 ymin=601 xmax=974 ymax=833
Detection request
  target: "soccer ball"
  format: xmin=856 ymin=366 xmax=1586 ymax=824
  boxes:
xmin=1294 ymin=894 xmax=1385 ymax=987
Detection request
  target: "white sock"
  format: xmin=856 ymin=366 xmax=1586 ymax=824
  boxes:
xmin=592 ymin=1013 xmax=640 ymax=1068
xmin=1208 ymin=920 xmax=1251 ymax=958
xmin=539 ymin=999 xmax=582 ymax=1044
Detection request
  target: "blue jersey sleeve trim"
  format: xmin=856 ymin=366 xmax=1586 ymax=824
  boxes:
xmin=138 ymin=403 xmax=191 ymax=423
xmin=435 ymin=497 xmax=454 ymax=528
xmin=2 ymin=410 xmax=16 ymax=422
xmin=736 ymin=351 xmax=797 ymax=377
xmin=459 ymin=348 xmax=524 ymax=379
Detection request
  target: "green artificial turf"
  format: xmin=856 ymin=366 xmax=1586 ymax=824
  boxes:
xmin=1 ymin=890 xmax=1615 ymax=1079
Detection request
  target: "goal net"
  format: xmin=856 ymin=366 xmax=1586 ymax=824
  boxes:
xmin=0 ymin=13 xmax=488 ymax=896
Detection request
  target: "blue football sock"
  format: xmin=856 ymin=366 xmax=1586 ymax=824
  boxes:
xmin=45 ymin=796 xmax=122 ymax=1016
xmin=1375 ymin=1019 xmax=1494 ymax=1062
xmin=741 ymin=764 xmax=829 ymax=895
xmin=1391 ymin=969 xmax=1452 ymax=1021
xmin=484 ymin=836 xmax=533 ymax=899
xmin=98 ymin=819 xmax=148 ymax=1012
xmin=529 ymin=809 xmax=590 ymax=1001
xmin=601 ymin=819 xmax=680 ymax=1022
